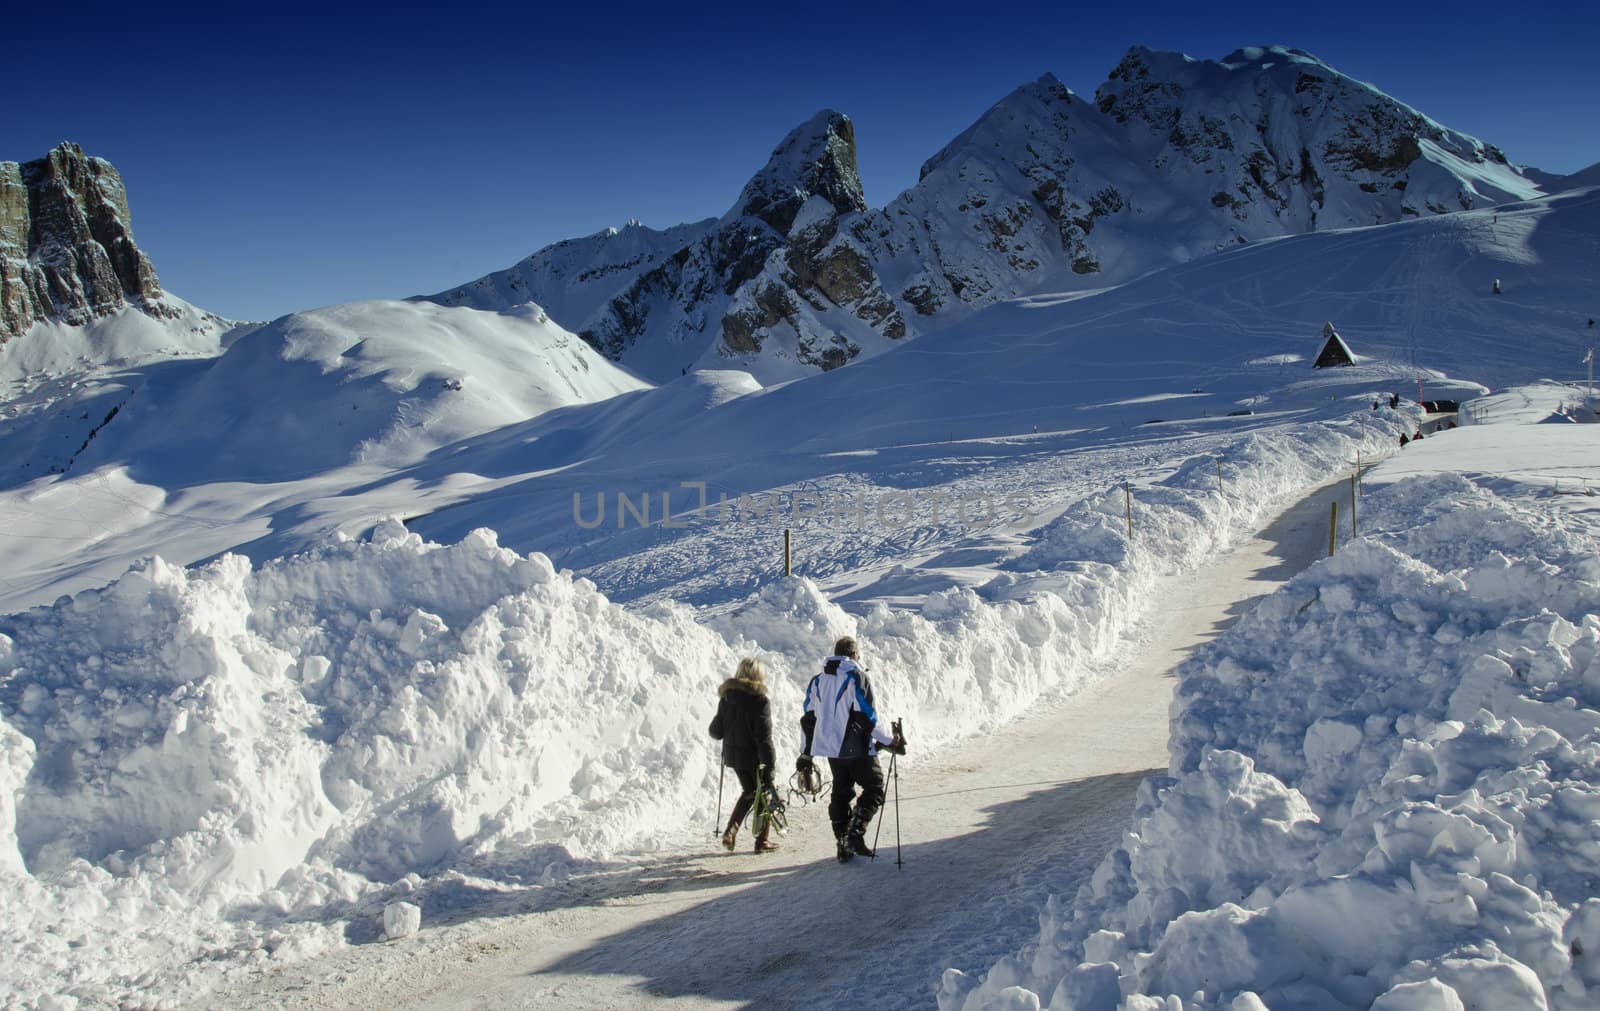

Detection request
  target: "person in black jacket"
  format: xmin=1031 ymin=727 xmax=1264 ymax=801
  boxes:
xmin=709 ymin=657 xmax=780 ymax=853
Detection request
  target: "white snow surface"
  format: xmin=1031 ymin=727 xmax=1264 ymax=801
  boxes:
xmin=1 ymin=180 xmax=1598 ymax=1007
xmin=943 ymin=388 xmax=1600 ymax=1010
xmin=0 ymin=419 xmax=1376 ymax=1006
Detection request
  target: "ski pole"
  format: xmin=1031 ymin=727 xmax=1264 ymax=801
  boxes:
xmin=715 ymin=763 xmax=725 ymax=838
xmin=893 ymin=750 xmax=902 ymax=869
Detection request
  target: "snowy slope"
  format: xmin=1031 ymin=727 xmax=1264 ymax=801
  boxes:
xmin=420 ymin=46 xmax=1550 ymax=384
xmin=1 ymin=184 xmax=1592 ymax=617
xmin=403 ymin=186 xmax=1599 ymax=610
xmin=72 ymin=299 xmax=646 ymax=481
xmin=0 ymin=299 xmax=646 ymax=611
xmin=0 ymin=296 xmax=243 ymax=487
xmin=0 ymin=294 xmax=234 ymax=382
xmin=1522 ymin=159 xmax=1600 ymax=194
xmin=421 ymin=217 xmax=716 ymax=333
xmin=945 ymin=388 xmax=1600 ymax=1011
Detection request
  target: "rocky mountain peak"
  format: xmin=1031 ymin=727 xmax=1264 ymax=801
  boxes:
xmin=732 ymin=110 xmax=867 ymax=234
xmin=422 ymin=44 xmax=1548 ymax=385
xmin=919 ymin=72 xmax=1083 ymax=182
xmin=0 ymin=142 xmax=171 ymax=342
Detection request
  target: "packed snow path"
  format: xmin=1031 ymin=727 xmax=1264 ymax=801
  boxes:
xmin=210 ymin=484 xmax=1338 ymax=1010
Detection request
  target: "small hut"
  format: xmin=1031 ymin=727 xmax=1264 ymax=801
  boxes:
xmin=1313 ymin=321 xmax=1356 ymax=368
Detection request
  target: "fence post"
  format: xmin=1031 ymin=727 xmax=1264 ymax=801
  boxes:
xmin=1350 ymin=471 xmax=1359 ymax=539
xmin=784 ymin=528 xmax=791 ymax=576
xmin=1328 ymin=501 xmax=1339 ymax=557
xmin=1124 ymin=482 xmax=1133 ymax=540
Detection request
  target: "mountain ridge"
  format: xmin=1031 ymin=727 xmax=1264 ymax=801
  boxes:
xmin=422 ymin=44 xmax=1548 ymax=384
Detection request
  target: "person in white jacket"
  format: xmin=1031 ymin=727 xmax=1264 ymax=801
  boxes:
xmin=796 ymin=636 xmax=906 ymax=862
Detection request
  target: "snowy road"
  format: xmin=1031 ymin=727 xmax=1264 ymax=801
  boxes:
xmin=208 ymin=482 xmax=1339 ymax=1010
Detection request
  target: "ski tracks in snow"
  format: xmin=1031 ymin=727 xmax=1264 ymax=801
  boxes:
xmin=205 ymin=484 xmax=1338 ymax=1011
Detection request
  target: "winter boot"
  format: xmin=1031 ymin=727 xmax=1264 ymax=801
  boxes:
xmin=721 ymin=818 xmax=739 ymax=852
xmin=835 ymin=834 xmax=853 ymax=863
xmin=753 ymin=822 xmax=780 ymax=853
xmin=845 ymin=808 xmax=875 ymax=858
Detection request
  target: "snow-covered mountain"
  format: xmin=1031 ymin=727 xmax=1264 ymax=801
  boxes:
xmin=2 ymin=60 xmax=1598 ymax=1008
xmin=0 ymin=143 xmax=215 ymax=344
xmin=422 ymin=110 xmax=907 ymax=380
xmin=0 ymin=142 xmax=650 ymax=490
xmin=1523 ymin=158 xmax=1600 ymax=193
xmin=422 ymin=45 xmax=1547 ymax=384
xmin=0 ymin=142 xmax=239 ymax=469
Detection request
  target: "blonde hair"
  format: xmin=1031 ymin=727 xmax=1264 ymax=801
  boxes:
xmin=735 ymin=656 xmax=766 ymax=689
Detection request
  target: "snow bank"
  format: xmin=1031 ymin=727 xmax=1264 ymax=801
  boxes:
xmin=0 ymin=406 xmax=1394 ymax=1006
xmin=942 ymin=470 xmax=1600 ymax=1010
xmin=0 ymin=519 xmax=739 ymax=1006
xmin=712 ymin=415 xmax=1387 ymax=759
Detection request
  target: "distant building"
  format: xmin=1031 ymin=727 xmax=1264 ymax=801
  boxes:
xmin=1313 ymin=321 xmax=1356 ymax=368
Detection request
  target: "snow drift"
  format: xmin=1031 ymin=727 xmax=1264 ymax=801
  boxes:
xmin=0 ymin=402 xmax=1394 ymax=1006
xmin=942 ymin=461 xmax=1600 ymax=1009
xmin=0 ymin=518 xmax=738 ymax=1003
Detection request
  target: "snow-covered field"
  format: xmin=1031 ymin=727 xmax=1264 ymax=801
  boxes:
xmin=1 ymin=184 xmax=1598 ymax=1007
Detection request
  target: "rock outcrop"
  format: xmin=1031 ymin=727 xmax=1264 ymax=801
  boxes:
xmin=0 ymin=143 xmax=173 ymax=343
xmin=425 ymin=111 xmax=905 ymax=380
xmin=422 ymin=46 xmax=1547 ymax=383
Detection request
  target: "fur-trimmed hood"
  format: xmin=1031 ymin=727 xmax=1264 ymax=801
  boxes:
xmin=719 ymin=676 xmax=767 ymax=698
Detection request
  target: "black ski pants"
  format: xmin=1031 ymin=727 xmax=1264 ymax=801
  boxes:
xmin=827 ymin=754 xmax=885 ymax=838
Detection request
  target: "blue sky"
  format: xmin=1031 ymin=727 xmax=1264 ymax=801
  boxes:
xmin=11 ymin=3 xmax=1598 ymax=321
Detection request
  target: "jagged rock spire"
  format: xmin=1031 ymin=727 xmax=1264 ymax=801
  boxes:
xmin=731 ymin=110 xmax=867 ymax=234
xmin=0 ymin=142 xmax=168 ymax=341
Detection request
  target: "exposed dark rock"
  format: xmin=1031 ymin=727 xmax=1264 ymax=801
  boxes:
xmin=733 ymin=112 xmax=866 ymax=235
xmin=1324 ymin=125 xmax=1424 ymax=175
xmin=721 ymin=284 xmax=797 ymax=354
xmin=0 ymin=143 xmax=172 ymax=341
xmin=797 ymin=333 xmax=858 ymax=371
xmin=901 ymin=284 xmax=942 ymax=316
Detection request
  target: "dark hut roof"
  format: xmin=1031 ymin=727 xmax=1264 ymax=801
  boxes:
xmin=1314 ymin=321 xmax=1356 ymax=368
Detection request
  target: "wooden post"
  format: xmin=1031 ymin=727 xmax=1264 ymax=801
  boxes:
xmin=1124 ymin=482 xmax=1133 ymax=540
xmin=1350 ymin=470 xmax=1359 ymax=539
xmin=1328 ymin=501 xmax=1338 ymax=556
xmin=784 ymin=528 xmax=791 ymax=576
